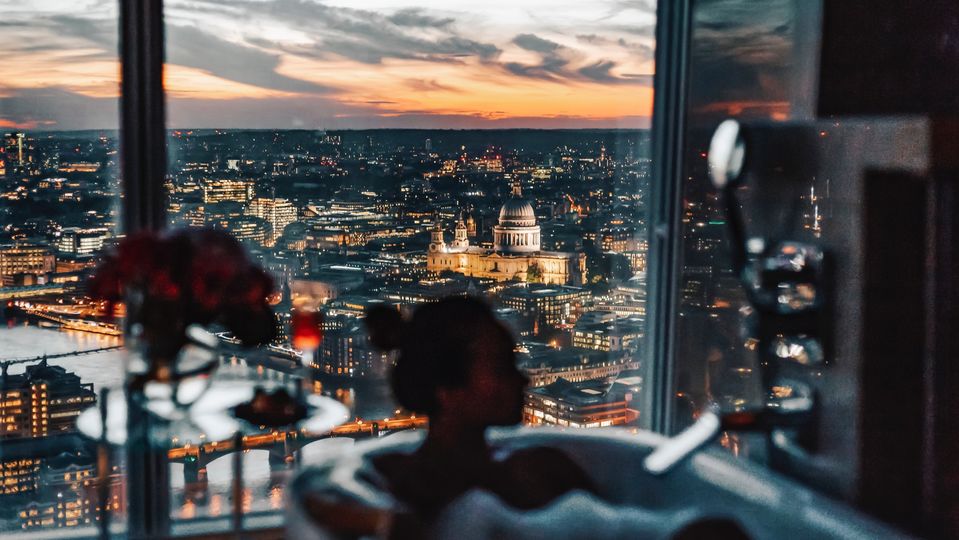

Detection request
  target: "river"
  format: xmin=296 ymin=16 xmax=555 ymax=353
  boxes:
xmin=0 ymin=323 xmax=398 ymax=529
xmin=0 ymin=324 xmax=396 ymax=419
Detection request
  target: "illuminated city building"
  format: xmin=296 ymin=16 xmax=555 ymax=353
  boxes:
xmin=247 ymin=197 xmax=297 ymax=246
xmin=499 ymin=284 xmax=590 ymax=333
xmin=0 ymin=365 xmax=106 ymax=529
xmin=0 ymin=360 xmax=96 ymax=440
xmin=291 ymin=267 xmax=365 ymax=304
xmin=54 ymin=256 xmax=97 ymax=274
xmin=519 ymin=346 xmax=640 ymax=388
xmin=209 ymin=215 xmax=269 ymax=246
xmin=0 ymin=244 xmax=56 ymax=286
xmin=19 ymin=455 xmax=93 ymax=529
xmin=380 ymin=279 xmax=471 ymax=307
xmin=56 ymin=228 xmax=110 ymax=256
xmin=624 ymin=246 xmax=648 ymax=273
xmin=427 ymin=184 xmax=586 ymax=285
xmin=523 ymin=374 xmax=641 ymax=428
xmin=593 ymin=282 xmax=647 ymax=319
xmin=56 ymin=162 xmax=100 ymax=173
xmin=465 ymin=214 xmax=477 ymax=237
xmin=469 ymin=157 xmax=503 ymax=173
xmin=201 ymin=178 xmax=254 ymax=204
xmin=595 ymin=226 xmax=637 ymax=252
xmin=0 ymin=457 xmax=39 ymax=496
xmin=17 ymin=451 xmax=125 ymax=530
xmin=313 ymin=324 xmax=393 ymax=379
xmin=571 ymin=316 xmax=645 ymax=353
xmin=3 ymin=132 xmax=26 ymax=174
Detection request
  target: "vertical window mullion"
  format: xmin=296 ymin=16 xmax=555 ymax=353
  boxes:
xmin=644 ymin=0 xmax=691 ymax=435
xmin=120 ymin=0 xmax=167 ymax=235
xmin=119 ymin=0 xmax=170 ymax=538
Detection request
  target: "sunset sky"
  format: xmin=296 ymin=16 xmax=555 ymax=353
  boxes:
xmin=0 ymin=0 xmax=657 ymax=130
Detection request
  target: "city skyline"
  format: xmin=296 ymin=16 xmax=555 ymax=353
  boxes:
xmin=0 ymin=0 xmax=656 ymax=131
xmin=0 ymin=126 xmax=653 ymax=531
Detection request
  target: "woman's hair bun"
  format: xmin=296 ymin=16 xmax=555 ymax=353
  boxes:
xmin=364 ymin=304 xmax=405 ymax=351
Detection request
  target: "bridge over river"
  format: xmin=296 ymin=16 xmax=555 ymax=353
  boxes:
xmin=168 ymin=416 xmax=428 ymax=499
xmin=0 ymin=346 xmax=123 ymax=374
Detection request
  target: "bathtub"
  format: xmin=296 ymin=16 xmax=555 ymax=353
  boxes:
xmin=287 ymin=427 xmax=909 ymax=539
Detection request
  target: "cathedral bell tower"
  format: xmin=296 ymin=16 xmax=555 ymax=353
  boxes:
xmin=429 ymin=220 xmax=447 ymax=253
xmin=451 ymin=213 xmax=470 ymax=251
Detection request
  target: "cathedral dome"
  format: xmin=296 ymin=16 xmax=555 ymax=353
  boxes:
xmin=498 ymin=198 xmax=537 ymax=227
xmin=494 ymin=182 xmax=540 ymax=253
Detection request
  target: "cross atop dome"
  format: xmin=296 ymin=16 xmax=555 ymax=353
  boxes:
xmin=511 ymin=179 xmax=523 ymax=198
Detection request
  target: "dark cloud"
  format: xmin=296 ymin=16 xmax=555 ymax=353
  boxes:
xmin=0 ymin=1 xmax=655 ymax=129
xmin=603 ymin=0 xmax=658 ymax=18
xmin=166 ymin=25 xmax=333 ymax=94
xmin=188 ymin=2 xmax=643 ymax=87
xmin=4 ymin=14 xmax=329 ymax=97
xmin=687 ymin=0 xmax=795 ymax=119
xmin=0 ymin=87 xmax=117 ymax=130
xmin=232 ymin=0 xmax=501 ymax=65
xmin=290 ymin=36 xmax=497 ymax=65
xmin=502 ymin=61 xmax=560 ymax=81
xmin=513 ymin=33 xmax=563 ymax=54
xmin=387 ymin=9 xmax=454 ymax=29
xmin=48 ymin=15 xmax=116 ymax=50
xmin=576 ymin=33 xmax=655 ymax=59
xmin=505 ymin=33 xmax=641 ymax=85
xmin=504 ymin=33 xmax=574 ymax=81
xmin=0 ymin=15 xmax=116 ymax=59
xmin=578 ymin=60 xmax=619 ymax=83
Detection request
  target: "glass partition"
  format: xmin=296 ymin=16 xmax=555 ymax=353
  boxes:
xmin=0 ymin=1 xmax=124 ymax=535
xmin=0 ymin=0 xmax=665 ymax=535
xmin=673 ymin=0 xmax=823 ymax=438
xmin=163 ymin=0 xmax=658 ymax=527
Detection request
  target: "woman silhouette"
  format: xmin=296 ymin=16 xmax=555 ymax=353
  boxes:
xmin=364 ymin=296 xmax=595 ymax=532
xmin=299 ymin=297 xmax=751 ymax=539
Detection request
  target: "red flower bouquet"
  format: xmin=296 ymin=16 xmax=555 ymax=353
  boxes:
xmin=88 ymin=228 xmax=275 ymax=381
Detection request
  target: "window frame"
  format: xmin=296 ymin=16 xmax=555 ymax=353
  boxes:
xmin=118 ymin=0 xmax=169 ymax=537
xmin=643 ymin=0 xmax=692 ymax=436
xmin=114 ymin=0 xmax=693 ymax=535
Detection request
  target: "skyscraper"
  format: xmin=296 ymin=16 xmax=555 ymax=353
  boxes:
xmin=247 ymin=197 xmax=297 ymax=247
xmin=3 ymin=132 xmax=25 ymax=174
xmin=0 ymin=360 xmax=97 ymax=440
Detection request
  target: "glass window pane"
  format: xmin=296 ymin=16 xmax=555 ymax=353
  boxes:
xmin=673 ymin=2 xmax=819 ymax=441
xmin=0 ymin=1 xmax=123 ymax=536
xmin=164 ymin=0 xmax=656 ymax=527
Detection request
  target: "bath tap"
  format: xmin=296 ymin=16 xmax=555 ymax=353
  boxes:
xmin=701 ymin=119 xmax=837 ymax=489
xmin=644 ymin=407 xmax=722 ymax=475
xmin=643 ymin=399 xmax=817 ymax=477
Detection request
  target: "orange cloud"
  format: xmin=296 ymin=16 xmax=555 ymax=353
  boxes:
xmin=0 ymin=50 xmax=119 ymax=98
xmin=164 ymin=65 xmax=303 ymax=100
xmin=276 ymin=54 xmax=653 ymax=124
